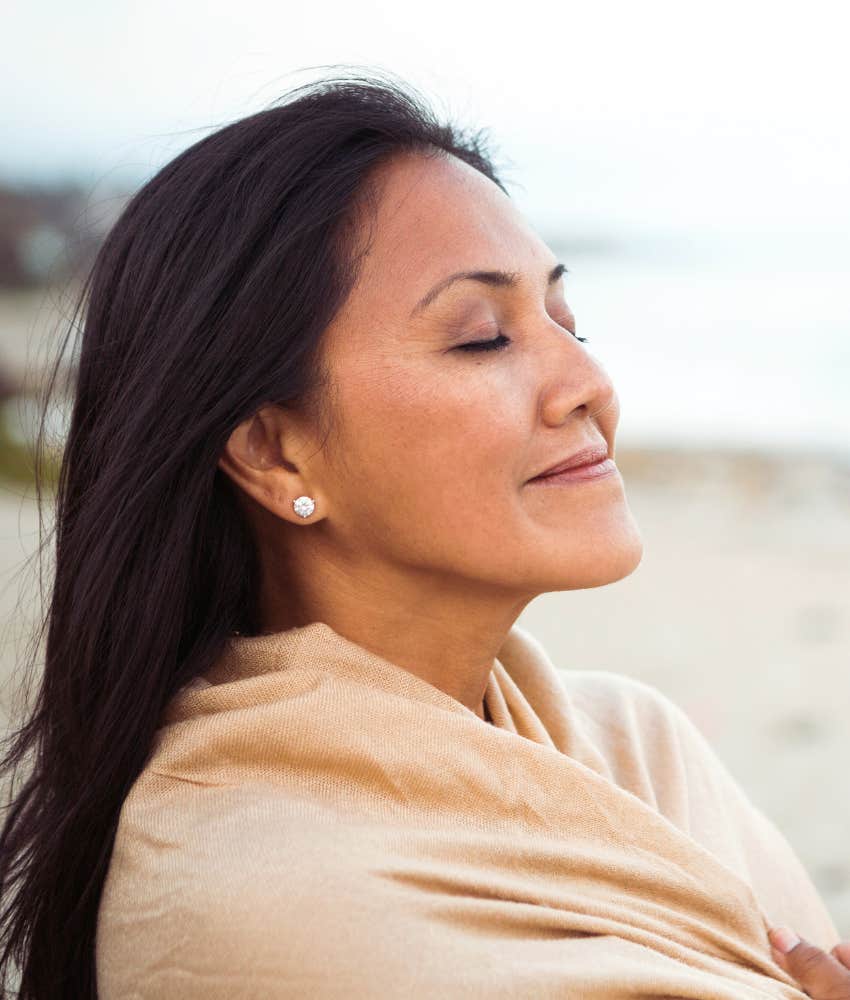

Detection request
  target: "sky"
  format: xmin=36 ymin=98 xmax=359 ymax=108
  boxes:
xmin=4 ymin=0 xmax=849 ymax=238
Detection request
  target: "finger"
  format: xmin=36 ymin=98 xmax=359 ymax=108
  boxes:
xmin=770 ymin=945 xmax=790 ymax=972
xmin=768 ymin=928 xmax=850 ymax=998
xmin=833 ymin=942 xmax=850 ymax=970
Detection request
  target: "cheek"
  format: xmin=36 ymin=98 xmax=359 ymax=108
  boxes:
xmin=339 ymin=366 xmax=527 ymax=515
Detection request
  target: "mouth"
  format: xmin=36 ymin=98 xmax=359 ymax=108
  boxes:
xmin=528 ymin=441 xmax=610 ymax=482
xmin=527 ymin=455 xmax=618 ymax=486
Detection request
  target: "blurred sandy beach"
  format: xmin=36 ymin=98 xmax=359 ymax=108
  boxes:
xmin=1 ymin=442 xmax=848 ymax=938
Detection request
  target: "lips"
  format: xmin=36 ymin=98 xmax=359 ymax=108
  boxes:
xmin=530 ymin=442 xmax=609 ymax=480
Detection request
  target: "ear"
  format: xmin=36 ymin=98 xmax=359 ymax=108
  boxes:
xmin=217 ymin=405 xmax=323 ymax=523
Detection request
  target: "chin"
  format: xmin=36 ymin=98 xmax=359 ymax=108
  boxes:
xmin=597 ymin=530 xmax=645 ymax=585
xmin=589 ymin=547 xmax=644 ymax=588
xmin=551 ymin=527 xmax=645 ymax=591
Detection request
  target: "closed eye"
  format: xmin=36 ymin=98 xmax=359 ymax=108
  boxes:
xmin=455 ymin=328 xmax=589 ymax=353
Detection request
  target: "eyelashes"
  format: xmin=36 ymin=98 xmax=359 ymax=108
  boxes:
xmin=455 ymin=330 xmax=589 ymax=353
xmin=455 ymin=333 xmax=512 ymax=353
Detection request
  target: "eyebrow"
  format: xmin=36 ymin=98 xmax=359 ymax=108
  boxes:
xmin=410 ymin=262 xmax=568 ymax=318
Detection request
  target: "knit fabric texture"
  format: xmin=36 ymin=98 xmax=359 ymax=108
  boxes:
xmin=95 ymin=620 xmax=838 ymax=998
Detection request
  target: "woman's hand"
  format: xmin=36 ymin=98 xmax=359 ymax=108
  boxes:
xmin=768 ymin=926 xmax=850 ymax=998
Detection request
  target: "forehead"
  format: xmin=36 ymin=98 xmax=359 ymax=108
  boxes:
xmin=345 ymin=152 xmax=549 ymax=319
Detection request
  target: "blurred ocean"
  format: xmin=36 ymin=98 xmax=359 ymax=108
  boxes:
xmin=549 ymin=227 xmax=850 ymax=459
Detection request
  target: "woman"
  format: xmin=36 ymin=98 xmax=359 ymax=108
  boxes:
xmin=0 ymin=69 xmax=847 ymax=999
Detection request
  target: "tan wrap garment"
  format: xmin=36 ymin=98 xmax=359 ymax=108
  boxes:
xmin=96 ymin=621 xmax=839 ymax=998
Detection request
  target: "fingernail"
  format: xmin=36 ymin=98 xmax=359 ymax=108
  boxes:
xmin=769 ymin=927 xmax=801 ymax=953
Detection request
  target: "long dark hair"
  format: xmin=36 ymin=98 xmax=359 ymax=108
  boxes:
xmin=0 ymin=67 xmax=510 ymax=998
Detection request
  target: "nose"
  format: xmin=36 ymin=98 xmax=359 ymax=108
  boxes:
xmin=537 ymin=328 xmax=618 ymax=434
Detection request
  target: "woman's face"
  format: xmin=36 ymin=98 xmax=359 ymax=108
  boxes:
xmin=296 ymin=150 xmax=643 ymax=602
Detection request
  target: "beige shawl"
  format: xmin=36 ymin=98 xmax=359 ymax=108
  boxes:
xmin=96 ymin=621 xmax=839 ymax=998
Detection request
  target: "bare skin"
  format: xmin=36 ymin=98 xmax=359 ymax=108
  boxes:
xmin=218 ymin=150 xmax=644 ymax=722
xmin=768 ymin=926 xmax=850 ymax=997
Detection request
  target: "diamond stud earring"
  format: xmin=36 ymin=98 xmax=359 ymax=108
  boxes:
xmin=292 ymin=495 xmax=316 ymax=519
